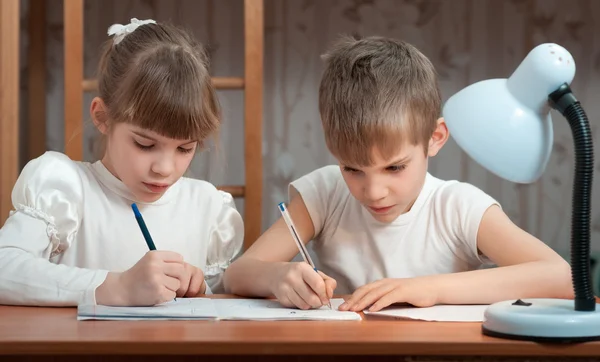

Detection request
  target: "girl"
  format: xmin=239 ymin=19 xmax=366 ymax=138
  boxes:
xmin=0 ymin=18 xmax=243 ymax=307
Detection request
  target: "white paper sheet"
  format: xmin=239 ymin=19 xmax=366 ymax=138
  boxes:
xmin=214 ymin=298 xmax=354 ymax=321
xmin=363 ymin=304 xmax=488 ymax=322
xmin=78 ymin=298 xmax=360 ymax=321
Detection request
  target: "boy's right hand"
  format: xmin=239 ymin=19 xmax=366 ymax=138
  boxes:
xmin=270 ymin=262 xmax=337 ymax=310
xmin=96 ymin=251 xmax=185 ymax=306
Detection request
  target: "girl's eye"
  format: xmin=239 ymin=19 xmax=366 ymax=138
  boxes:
xmin=134 ymin=141 xmax=154 ymax=151
xmin=178 ymin=147 xmax=194 ymax=154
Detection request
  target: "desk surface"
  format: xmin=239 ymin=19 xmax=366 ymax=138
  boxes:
xmin=1 ymin=296 xmax=600 ymax=358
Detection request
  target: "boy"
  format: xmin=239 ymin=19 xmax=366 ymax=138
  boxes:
xmin=223 ymin=36 xmax=573 ymax=312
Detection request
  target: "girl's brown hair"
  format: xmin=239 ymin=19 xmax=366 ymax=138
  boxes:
xmin=94 ymin=21 xmax=220 ymax=145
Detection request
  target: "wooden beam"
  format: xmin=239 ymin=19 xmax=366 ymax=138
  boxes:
xmin=243 ymin=0 xmax=264 ymax=249
xmin=82 ymin=77 xmax=244 ymax=92
xmin=212 ymin=77 xmax=244 ymax=89
xmin=81 ymin=78 xmax=97 ymax=92
xmin=0 ymin=0 xmax=20 ymax=223
xmin=217 ymin=185 xmax=245 ymax=198
xmin=64 ymin=0 xmax=83 ymax=160
xmin=27 ymin=0 xmax=46 ymax=161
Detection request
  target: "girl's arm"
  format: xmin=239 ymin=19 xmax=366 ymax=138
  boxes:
xmin=0 ymin=211 xmax=186 ymax=307
xmin=0 ymin=152 xmax=184 ymax=307
xmin=0 ymin=152 xmax=110 ymax=306
xmin=0 ymin=212 xmax=109 ymax=306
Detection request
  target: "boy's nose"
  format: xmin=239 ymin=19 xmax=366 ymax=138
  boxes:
xmin=363 ymin=182 xmax=388 ymax=202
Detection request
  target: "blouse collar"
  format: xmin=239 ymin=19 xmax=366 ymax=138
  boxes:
xmin=90 ymin=159 xmax=179 ymax=206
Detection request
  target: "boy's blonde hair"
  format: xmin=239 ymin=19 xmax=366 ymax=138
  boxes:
xmin=94 ymin=21 xmax=220 ymax=144
xmin=319 ymin=35 xmax=441 ymax=166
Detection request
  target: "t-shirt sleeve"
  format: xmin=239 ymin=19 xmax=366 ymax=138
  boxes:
xmin=288 ymin=165 xmax=344 ymax=238
xmin=436 ymin=181 xmax=500 ymax=265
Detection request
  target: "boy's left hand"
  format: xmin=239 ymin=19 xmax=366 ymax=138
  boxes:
xmin=176 ymin=263 xmax=207 ymax=297
xmin=338 ymin=277 xmax=438 ymax=312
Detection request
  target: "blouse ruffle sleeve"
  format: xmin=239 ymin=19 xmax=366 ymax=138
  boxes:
xmin=10 ymin=152 xmax=83 ymax=257
xmin=0 ymin=152 xmax=108 ymax=306
xmin=203 ymin=191 xmax=244 ymax=294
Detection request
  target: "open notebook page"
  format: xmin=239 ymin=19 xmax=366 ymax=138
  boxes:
xmin=214 ymin=298 xmax=356 ymax=320
xmin=78 ymin=298 xmax=360 ymax=321
xmin=363 ymin=304 xmax=488 ymax=322
xmin=77 ymin=297 xmax=219 ymax=320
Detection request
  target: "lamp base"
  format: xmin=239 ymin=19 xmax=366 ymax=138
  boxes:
xmin=482 ymin=298 xmax=600 ymax=343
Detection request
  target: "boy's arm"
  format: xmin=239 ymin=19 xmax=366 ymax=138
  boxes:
xmin=434 ymin=204 xmax=573 ymax=304
xmin=341 ymin=205 xmax=573 ymax=312
xmin=223 ymin=193 xmax=316 ymax=296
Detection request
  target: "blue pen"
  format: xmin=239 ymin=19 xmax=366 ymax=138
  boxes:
xmin=132 ymin=203 xmax=156 ymax=250
xmin=131 ymin=203 xmax=176 ymax=301
xmin=278 ymin=202 xmax=332 ymax=309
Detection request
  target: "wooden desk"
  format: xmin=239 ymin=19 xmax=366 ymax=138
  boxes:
xmin=1 ymin=296 xmax=600 ymax=362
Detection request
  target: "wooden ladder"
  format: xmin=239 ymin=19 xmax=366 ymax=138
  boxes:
xmin=0 ymin=0 xmax=20 ymax=224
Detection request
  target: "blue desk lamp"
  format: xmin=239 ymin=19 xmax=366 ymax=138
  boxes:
xmin=443 ymin=43 xmax=599 ymax=342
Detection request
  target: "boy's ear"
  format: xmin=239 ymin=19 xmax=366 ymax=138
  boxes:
xmin=90 ymin=97 xmax=110 ymax=135
xmin=428 ymin=117 xmax=449 ymax=157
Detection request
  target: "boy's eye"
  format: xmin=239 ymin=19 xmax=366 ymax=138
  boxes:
xmin=343 ymin=166 xmax=360 ymax=173
xmin=387 ymin=164 xmax=407 ymax=172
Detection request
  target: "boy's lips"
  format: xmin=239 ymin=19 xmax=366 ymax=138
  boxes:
xmin=369 ymin=205 xmax=394 ymax=214
xmin=143 ymin=182 xmax=170 ymax=193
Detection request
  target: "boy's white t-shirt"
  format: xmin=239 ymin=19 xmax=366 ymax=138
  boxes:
xmin=289 ymin=165 xmax=499 ymax=294
xmin=0 ymin=151 xmax=244 ymax=306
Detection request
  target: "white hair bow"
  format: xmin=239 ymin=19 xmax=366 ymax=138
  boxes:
xmin=107 ymin=18 xmax=156 ymax=45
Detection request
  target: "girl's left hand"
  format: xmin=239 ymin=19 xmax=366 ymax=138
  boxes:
xmin=177 ymin=263 xmax=207 ymax=297
xmin=338 ymin=277 xmax=439 ymax=312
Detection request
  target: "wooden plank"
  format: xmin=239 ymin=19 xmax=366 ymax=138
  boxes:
xmin=81 ymin=78 xmax=97 ymax=92
xmin=213 ymin=77 xmax=244 ymax=89
xmin=0 ymin=0 xmax=20 ymax=224
xmin=3 ymin=298 xmax=600 ymax=357
xmin=82 ymin=77 xmax=244 ymax=92
xmin=27 ymin=0 xmax=46 ymax=160
xmin=243 ymin=0 xmax=264 ymax=249
xmin=64 ymin=0 xmax=83 ymax=160
xmin=217 ymin=185 xmax=245 ymax=198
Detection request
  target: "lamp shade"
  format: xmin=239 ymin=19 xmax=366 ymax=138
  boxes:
xmin=442 ymin=43 xmax=576 ymax=183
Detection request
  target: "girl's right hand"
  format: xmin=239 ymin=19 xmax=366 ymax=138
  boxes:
xmin=96 ymin=251 xmax=185 ymax=306
xmin=270 ymin=262 xmax=337 ymax=310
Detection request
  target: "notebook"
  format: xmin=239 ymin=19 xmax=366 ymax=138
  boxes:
xmin=77 ymin=297 xmax=361 ymax=321
xmin=363 ymin=304 xmax=489 ymax=322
